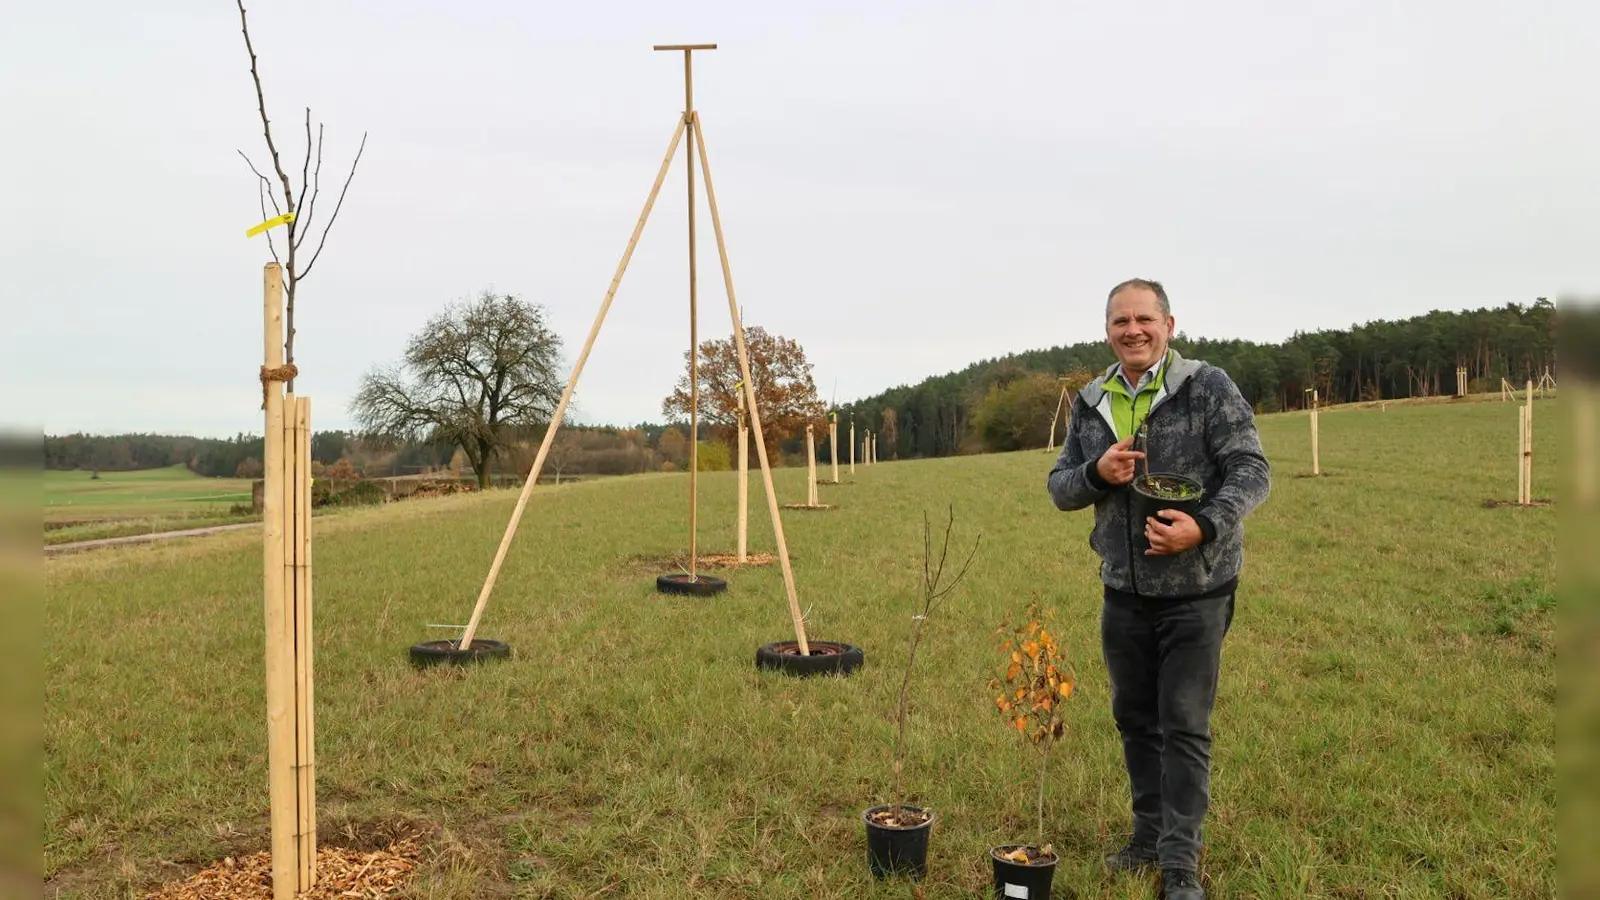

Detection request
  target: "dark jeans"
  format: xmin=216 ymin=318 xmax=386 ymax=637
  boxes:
xmin=1101 ymin=591 xmax=1235 ymax=873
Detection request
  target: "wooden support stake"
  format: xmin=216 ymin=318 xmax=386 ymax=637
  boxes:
xmin=849 ymin=421 xmax=856 ymax=474
xmin=1311 ymin=390 xmax=1320 ymax=477
xmin=737 ymin=415 xmax=748 ymax=562
xmin=830 ymin=418 xmax=839 ymax=483
xmin=1456 ymin=367 xmax=1467 ymax=397
xmin=292 ymin=396 xmax=315 ymax=891
xmin=456 ymin=116 xmax=688 ymax=652
xmin=260 ymin=264 xmax=297 ymax=900
xmin=806 ymin=425 xmax=818 ymax=506
xmin=693 ymin=110 xmax=809 ymax=655
xmin=684 ymin=53 xmax=701 ymax=585
xmin=1518 ymin=402 xmax=1527 ymax=505
xmin=1049 ymin=377 xmax=1070 ymax=449
xmin=1524 ymin=380 xmax=1534 ymax=504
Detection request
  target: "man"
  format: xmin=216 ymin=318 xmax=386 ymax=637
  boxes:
xmin=1047 ymin=279 xmax=1270 ymax=900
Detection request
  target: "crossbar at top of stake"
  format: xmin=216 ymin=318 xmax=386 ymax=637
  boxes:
xmin=453 ymin=45 xmax=812 ymax=658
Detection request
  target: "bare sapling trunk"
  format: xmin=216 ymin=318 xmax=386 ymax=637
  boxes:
xmin=1035 ymin=733 xmax=1053 ymax=850
xmin=237 ymin=0 xmax=367 ymax=391
xmin=889 ymin=508 xmax=981 ymax=823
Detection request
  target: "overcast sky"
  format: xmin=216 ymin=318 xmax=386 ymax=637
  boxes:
xmin=6 ymin=1 xmax=1594 ymax=438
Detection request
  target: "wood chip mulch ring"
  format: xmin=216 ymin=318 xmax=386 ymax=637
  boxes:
xmin=1482 ymin=498 xmax=1553 ymax=508
xmin=142 ymin=838 xmax=421 ymax=900
xmin=693 ymin=552 xmax=778 ymax=569
xmin=781 ymin=503 xmax=835 ymax=511
xmin=625 ymin=552 xmax=780 ymax=572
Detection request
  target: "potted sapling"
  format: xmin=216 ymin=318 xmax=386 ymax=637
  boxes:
xmin=862 ymin=508 xmax=981 ymax=880
xmin=1129 ymin=422 xmax=1205 ymax=552
xmin=987 ymin=602 xmax=1077 ymax=900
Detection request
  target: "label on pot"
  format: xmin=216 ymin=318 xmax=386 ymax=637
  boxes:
xmin=1003 ymin=885 xmax=1029 ymax=899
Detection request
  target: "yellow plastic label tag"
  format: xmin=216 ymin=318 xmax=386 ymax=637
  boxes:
xmin=247 ymin=211 xmax=296 ymax=237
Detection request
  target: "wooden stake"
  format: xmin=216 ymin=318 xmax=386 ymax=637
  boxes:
xmin=849 ymin=420 xmax=856 ymax=474
xmin=684 ymin=51 xmax=700 ymax=584
xmin=1518 ymin=402 xmax=1528 ymax=505
xmin=737 ymin=415 xmax=748 ymax=562
xmin=1524 ymin=380 xmax=1534 ymax=504
xmin=806 ymin=425 xmax=818 ymax=506
xmin=456 ymin=116 xmax=687 ymax=652
xmin=830 ymin=418 xmax=838 ymax=484
xmin=692 ymin=110 xmax=809 ymax=655
xmin=1311 ymin=390 xmax=1320 ymax=477
xmin=1049 ymin=377 xmax=1070 ymax=449
xmin=1456 ymin=366 xmax=1467 ymax=397
xmin=292 ymin=396 xmax=315 ymax=891
xmin=261 ymin=264 xmax=296 ymax=900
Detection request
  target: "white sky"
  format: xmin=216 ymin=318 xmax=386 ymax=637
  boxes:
xmin=6 ymin=0 xmax=1595 ymax=438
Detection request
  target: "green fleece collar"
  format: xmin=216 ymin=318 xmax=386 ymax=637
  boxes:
xmin=1102 ymin=350 xmax=1171 ymax=439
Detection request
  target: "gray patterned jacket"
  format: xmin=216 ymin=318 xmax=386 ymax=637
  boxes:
xmin=1047 ymin=351 xmax=1271 ymax=598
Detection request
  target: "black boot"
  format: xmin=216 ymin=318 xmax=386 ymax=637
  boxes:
xmin=1102 ymin=841 xmax=1158 ymax=873
xmin=1162 ymin=868 xmax=1205 ymax=900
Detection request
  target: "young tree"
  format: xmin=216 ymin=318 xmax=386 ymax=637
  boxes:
xmin=662 ymin=325 xmax=826 ymax=461
xmin=879 ymin=407 xmax=900 ymax=460
xmin=235 ymin=1 xmax=367 ymax=390
xmin=349 ymin=292 xmax=567 ymax=489
xmin=656 ymin=426 xmax=688 ymax=470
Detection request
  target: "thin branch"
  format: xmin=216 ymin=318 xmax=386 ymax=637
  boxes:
xmin=237 ymin=151 xmax=283 ymax=215
xmin=254 ymin=177 xmax=281 ymax=265
xmin=294 ymin=120 xmax=325 ymax=253
xmin=297 ymin=130 xmax=367 ymax=282
xmin=292 ymin=107 xmax=312 ymax=244
xmin=236 ymin=1 xmax=295 ymax=218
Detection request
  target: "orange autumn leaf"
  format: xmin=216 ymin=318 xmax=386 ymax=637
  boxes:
xmin=1014 ymin=716 xmax=1027 ymax=733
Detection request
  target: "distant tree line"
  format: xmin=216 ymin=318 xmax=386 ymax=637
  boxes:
xmin=838 ymin=299 xmax=1557 ymax=459
xmin=47 ymin=299 xmax=1561 ymax=472
xmin=43 ymin=424 xmax=729 ymax=481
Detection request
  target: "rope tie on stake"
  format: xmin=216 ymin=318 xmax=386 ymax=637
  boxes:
xmin=260 ymin=363 xmax=299 ymax=409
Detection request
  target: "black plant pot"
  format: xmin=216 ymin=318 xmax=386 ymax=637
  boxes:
xmin=1131 ymin=472 xmax=1206 ymax=551
xmin=862 ymin=805 xmax=934 ymax=880
xmin=990 ymin=845 xmax=1057 ymax=900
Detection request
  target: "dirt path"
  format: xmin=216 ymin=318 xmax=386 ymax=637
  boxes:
xmin=45 ymin=522 xmax=260 ymax=556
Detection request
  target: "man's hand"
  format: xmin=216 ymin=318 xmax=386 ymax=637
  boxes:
xmin=1095 ymin=435 xmax=1146 ymax=486
xmin=1145 ymin=509 xmax=1203 ymax=556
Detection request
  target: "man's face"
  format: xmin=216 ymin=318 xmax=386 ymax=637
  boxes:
xmin=1105 ymin=287 xmax=1175 ymax=375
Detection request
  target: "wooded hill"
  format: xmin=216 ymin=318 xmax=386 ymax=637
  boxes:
xmin=836 ymin=299 xmax=1557 ymax=459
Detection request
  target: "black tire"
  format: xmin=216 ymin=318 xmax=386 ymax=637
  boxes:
xmin=755 ymin=640 xmax=864 ymax=677
xmin=657 ymin=573 xmax=728 ymax=596
xmin=408 ymin=638 xmax=512 ymax=668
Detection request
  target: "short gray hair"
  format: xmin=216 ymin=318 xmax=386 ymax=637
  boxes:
xmin=1106 ymin=278 xmax=1170 ymax=319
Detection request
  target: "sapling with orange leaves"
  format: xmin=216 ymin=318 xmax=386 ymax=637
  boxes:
xmin=989 ymin=602 xmax=1076 ymax=863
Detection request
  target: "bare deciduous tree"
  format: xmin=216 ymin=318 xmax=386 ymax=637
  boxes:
xmin=236 ymin=0 xmax=368 ymax=390
xmin=349 ymin=292 xmax=568 ymax=489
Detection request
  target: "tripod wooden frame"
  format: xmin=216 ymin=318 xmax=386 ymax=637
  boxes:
xmin=455 ymin=46 xmax=812 ymax=655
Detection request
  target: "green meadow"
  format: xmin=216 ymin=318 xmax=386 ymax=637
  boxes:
xmin=44 ymin=399 xmax=1555 ymax=898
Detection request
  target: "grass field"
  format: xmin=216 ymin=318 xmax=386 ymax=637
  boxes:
xmin=44 ymin=466 xmax=258 ymax=545
xmin=44 ymin=399 xmax=1556 ymax=899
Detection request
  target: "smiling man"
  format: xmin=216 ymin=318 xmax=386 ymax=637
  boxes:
xmin=1047 ymin=278 xmax=1271 ymax=899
